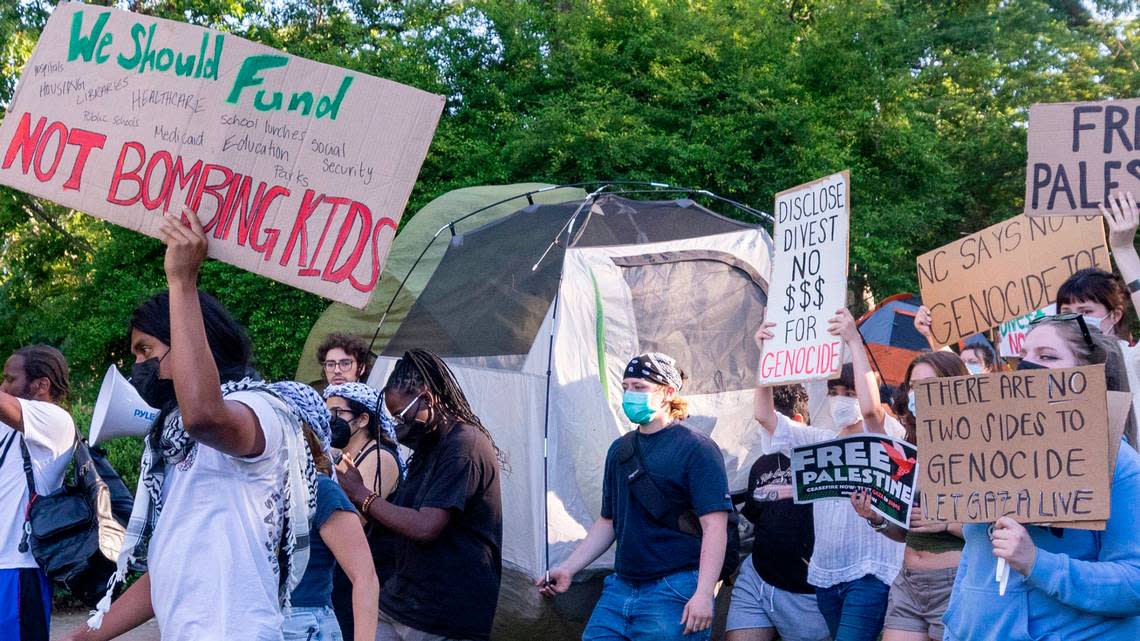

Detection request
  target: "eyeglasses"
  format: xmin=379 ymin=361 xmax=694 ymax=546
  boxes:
xmin=329 ymin=408 xmax=356 ymax=420
xmin=322 ymin=358 xmax=357 ymax=372
xmin=394 ymin=394 xmax=423 ymax=424
xmin=1029 ymin=313 xmax=1094 ymax=348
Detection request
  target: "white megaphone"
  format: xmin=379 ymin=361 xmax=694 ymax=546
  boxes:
xmin=89 ymin=365 xmax=159 ymax=446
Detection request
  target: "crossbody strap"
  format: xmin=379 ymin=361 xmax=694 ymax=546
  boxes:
xmin=17 ymin=436 xmax=38 ymax=553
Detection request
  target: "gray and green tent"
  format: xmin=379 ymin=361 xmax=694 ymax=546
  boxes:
xmin=298 ymin=183 xmax=774 ymax=636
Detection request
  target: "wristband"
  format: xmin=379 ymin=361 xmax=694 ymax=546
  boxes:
xmin=1128 ymin=278 xmax=1140 ymax=294
xmin=867 ymin=517 xmax=888 ymax=532
xmin=360 ymin=492 xmax=381 ymax=515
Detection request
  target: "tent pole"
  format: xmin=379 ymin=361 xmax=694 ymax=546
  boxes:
xmin=540 ymin=286 xmax=560 ymax=584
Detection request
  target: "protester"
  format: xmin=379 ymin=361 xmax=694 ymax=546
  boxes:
xmin=538 ymin=352 xmax=731 ymax=641
xmin=280 ymin=381 xmax=379 ymax=641
xmin=727 ymin=384 xmax=830 ymax=641
xmin=941 ymin=316 xmax=1140 ymax=640
xmin=337 ymin=348 xmax=503 ymax=641
xmin=319 ymin=333 xmax=373 ymax=387
xmin=61 ymin=210 xmax=317 ymax=641
xmin=754 ymin=309 xmax=906 ymax=641
xmin=1056 ymin=190 xmax=1140 ymax=445
xmin=323 ymin=382 xmax=400 ymax=639
xmin=915 ymin=306 xmax=998 ymax=374
xmin=851 ymin=351 xmax=967 ymax=641
xmin=0 ymin=345 xmax=75 ymax=641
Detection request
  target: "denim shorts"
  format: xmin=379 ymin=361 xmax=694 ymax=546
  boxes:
xmin=583 ymin=569 xmax=709 ymax=641
xmin=284 ymin=605 xmax=344 ymax=641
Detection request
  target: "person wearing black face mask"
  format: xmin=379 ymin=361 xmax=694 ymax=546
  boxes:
xmin=323 ymin=382 xmax=401 ymax=640
xmin=336 ymin=349 xmax=504 ymax=641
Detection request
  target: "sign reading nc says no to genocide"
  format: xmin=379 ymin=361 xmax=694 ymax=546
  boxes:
xmin=0 ymin=4 xmax=445 ymax=308
xmin=759 ymin=171 xmax=850 ymax=385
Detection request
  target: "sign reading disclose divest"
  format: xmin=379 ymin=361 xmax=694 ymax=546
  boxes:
xmin=1025 ymin=99 xmax=1140 ymax=217
xmin=0 ymin=4 xmax=445 ymax=308
xmin=914 ymin=366 xmax=1112 ymax=525
xmin=915 ymin=215 xmax=1108 ymax=346
xmin=759 ymin=171 xmax=850 ymax=385
xmin=791 ymin=434 xmax=919 ymax=528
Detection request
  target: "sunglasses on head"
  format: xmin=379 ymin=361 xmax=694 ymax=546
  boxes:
xmin=1029 ymin=312 xmax=1094 ymax=348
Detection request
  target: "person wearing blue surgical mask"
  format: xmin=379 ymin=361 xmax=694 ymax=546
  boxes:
xmin=538 ymin=353 xmax=732 ymax=641
xmin=960 ymin=341 xmax=997 ymax=375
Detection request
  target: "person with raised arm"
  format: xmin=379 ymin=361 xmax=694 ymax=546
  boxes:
xmin=0 ymin=345 xmax=75 ymax=641
xmin=61 ymin=210 xmax=318 ymax=641
xmin=754 ymin=308 xmax=905 ymax=641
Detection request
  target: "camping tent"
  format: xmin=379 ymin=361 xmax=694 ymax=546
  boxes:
xmin=298 ymin=184 xmax=774 ymax=638
xmin=856 ymin=293 xmax=928 ymax=387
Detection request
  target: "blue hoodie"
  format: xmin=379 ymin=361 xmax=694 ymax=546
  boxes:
xmin=943 ymin=442 xmax=1140 ymax=640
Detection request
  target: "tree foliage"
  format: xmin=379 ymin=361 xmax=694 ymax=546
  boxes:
xmin=0 ymin=0 xmax=1138 ymax=480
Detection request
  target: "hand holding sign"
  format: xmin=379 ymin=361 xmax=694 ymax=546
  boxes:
xmin=992 ymin=517 xmax=1038 ymax=576
xmin=1101 ymin=191 xmax=1140 ymax=254
xmin=160 ymin=208 xmax=208 ymax=286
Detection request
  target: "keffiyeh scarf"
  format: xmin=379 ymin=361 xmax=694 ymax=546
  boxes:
xmin=88 ymin=379 xmax=319 ymax=629
xmin=324 ymin=382 xmax=401 ymax=460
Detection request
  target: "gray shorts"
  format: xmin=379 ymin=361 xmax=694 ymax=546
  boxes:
xmin=725 ymin=556 xmax=830 ymax=641
xmin=883 ymin=567 xmax=957 ymax=641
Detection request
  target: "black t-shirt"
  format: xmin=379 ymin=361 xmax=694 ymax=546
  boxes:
xmin=380 ymin=423 xmax=503 ymax=640
xmin=740 ymin=452 xmax=815 ymax=594
xmin=601 ymin=423 xmax=732 ymax=581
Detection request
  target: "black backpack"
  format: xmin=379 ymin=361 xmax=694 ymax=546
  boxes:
xmin=615 ymin=427 xmax=742 ymax=582
xmin=17 ymin=431 xmax=134 ymax=606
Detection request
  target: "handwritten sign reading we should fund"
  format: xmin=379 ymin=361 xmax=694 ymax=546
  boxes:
xmin=916 ymin=215 xmax=1108 ymax=347
xmin=0 ymin=4 xmax=445 ymax=308
xmin=914 ymin=366 xmax=1111 ymax=525
xmin=759 ymin=171 xmax=850 ymax=385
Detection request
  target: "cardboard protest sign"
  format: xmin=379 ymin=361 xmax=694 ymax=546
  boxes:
xmin=0 ymin=4 xmax=445 ymax=308
xmin=914 ymin=366 xmax=1112 ymax=525
xmin=998 ymin=304 xmax=1056 ymax=358
xmin=791 ymin=434 xmax=918 ymax=528
xmin=916 ymin=215 xmax=1108 ymax=346
xmin=759 ymin=171 xmax=850 ymax=384
xmin=1025 ymin=99 xmax=1140 ymax=217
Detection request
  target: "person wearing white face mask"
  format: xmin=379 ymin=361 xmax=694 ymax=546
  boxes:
xmin=538 ymin=352 xmax=732 ymax=641
xmin=754 ymin=309 xmax=906 ymax=641
xmin=1054 ymin=190 xmax=1140 ymax=446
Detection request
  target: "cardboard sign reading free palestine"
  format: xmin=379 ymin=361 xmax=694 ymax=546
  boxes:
xmin=1025 ymin=99 xmax=1140 ymax=217
xmin=759 ymin=171 xmax=850 ymax=385
xmin=914 ymin=366 xmax=1111 ymax=525
xmin=915 ymin=215 xmax=1108 ymax=347
xmin=792 ymin=434 xmax=919 ymax=529
xmin=0 ymin=4 xmax=444 ymax=308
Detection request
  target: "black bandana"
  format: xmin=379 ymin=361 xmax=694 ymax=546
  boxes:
xmin=624 ymin=352 xmax=684 ymax=391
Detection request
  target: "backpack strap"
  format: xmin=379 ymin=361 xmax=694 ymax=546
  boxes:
xmin=616 ymin=429 xmax=701 ymax=537
xmin=0 ymin=431 xmax=17 ymax=469
xmin=17 ymin=436 xmax=37 ymax=553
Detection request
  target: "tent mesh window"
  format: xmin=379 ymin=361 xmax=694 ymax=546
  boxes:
xmin=382 ymin=196 xmax=755 ymax=363
xmin=613 ymin=250 xmax=767 ymax=395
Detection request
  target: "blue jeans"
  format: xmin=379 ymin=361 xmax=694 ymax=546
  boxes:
xmin=582 ymin=569 xmax=709 ymax=641
xmin=815 ymin=574 xmax=891 ymax=641
xmin=283 ymin=605 xmax=344 ymax=641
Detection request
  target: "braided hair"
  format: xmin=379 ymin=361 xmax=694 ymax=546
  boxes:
xmin=383 ymin=348 xmax=506 ymax=470
xmin=13 ymin=344 xmax=70 ymax=403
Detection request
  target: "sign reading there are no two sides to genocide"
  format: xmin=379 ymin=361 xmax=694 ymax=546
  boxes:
xmin=791 ymin=434 xmax=919 ymax=529
xmin=759 ymin=171 xmax=851 ymax=385
xmin=913 ymin=366 xmax=1131 ymax=529
xmin=0 ymin=4 xmax=445 ymax=308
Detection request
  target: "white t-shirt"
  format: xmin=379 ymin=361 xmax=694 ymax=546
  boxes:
xmin=759 ymin=412 xmax=907 ymax=588
xmin=0 ymin=399 xmax=76 ymax=569
xmin=147 ymin=390 xmax=291 ymax=641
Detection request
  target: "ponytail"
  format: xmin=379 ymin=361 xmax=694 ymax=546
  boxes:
xmin=668 ymin=395 xmax=689 ymax=421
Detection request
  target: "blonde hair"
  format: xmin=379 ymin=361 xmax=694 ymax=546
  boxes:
xmin=668 ymin=395 xmax=689 ymax=421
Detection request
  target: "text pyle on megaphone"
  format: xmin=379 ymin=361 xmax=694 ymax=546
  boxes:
xmin=89 ymin=365 xmax=158 ymax=446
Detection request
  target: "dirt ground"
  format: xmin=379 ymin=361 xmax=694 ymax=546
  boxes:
xmin=52 ymin=610 xmax=160 ymax=640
